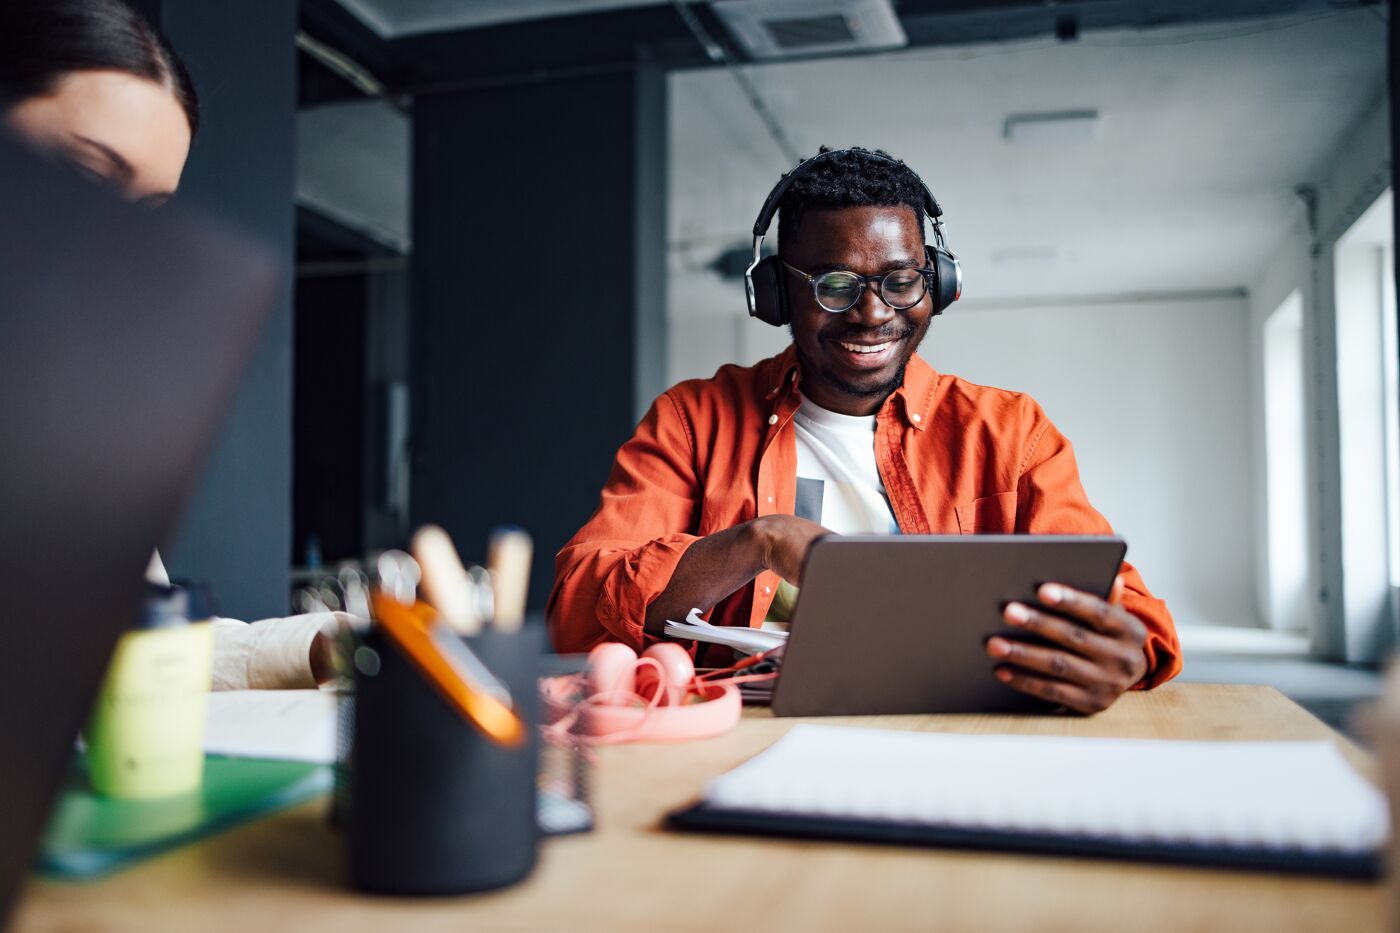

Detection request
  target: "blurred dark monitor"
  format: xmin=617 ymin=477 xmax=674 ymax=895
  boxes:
xmin=0 ymin=133 xmax=281 ymax=924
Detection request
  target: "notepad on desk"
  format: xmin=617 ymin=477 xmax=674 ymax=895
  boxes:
xmin=203 ymin=689 xmax=339 ymax=764
xmin=668 ymin=725 xmax=1389 ymax=877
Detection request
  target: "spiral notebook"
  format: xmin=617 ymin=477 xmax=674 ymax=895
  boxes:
xmin=667 ymin=725 xmax=1389 ymax=877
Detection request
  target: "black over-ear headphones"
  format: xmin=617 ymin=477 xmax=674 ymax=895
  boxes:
xmin=745 ymin=148 xmax=963 ymax=327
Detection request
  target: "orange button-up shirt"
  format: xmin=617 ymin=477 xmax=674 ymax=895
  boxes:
xmin=548 ymin=347 xmax=1182 ymax=687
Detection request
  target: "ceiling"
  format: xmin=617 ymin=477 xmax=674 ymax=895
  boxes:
xmin=335 ymin=0 xmax=663 ymax=36
xmin=668 ymin=7 xmax=1388 ymax=322
xmin=297 ymin=100 xmax=411 ymax=252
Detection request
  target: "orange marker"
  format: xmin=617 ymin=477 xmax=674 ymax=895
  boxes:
xmin=370 ymin=591 xmax=525 ymax=747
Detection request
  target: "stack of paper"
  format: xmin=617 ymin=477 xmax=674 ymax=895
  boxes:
xmin=664 ymin=608 xmax=787 ymax=657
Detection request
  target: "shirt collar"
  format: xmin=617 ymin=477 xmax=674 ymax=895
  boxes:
xmin=764 ymin=345 xmax=801 ymax=401
xmin=763 ymin=345 xmax=940 ymax=431
xmin=890 ymin=352 xmax=939 ymax=431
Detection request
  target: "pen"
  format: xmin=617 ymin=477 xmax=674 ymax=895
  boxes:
xmin=487 ymin=526 xmax=532 ymax=633
xmin=468 ymin=565 xmax=494 ymax=626
xmin=376 ymin=550 xmax=421 ymax=606
xmin=412 ymin=524 xmax=482 ymax=635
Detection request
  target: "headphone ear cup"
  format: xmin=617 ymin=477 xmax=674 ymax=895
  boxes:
xmin=636 ymin=643 xmax=695 ymax=706
xmin=926 ymin=245 xmax=962 ymax=315
xmin=588 ymin=642 xmax=639 ymax=702
xmin=747 ymin=255 xmax=789 ymax=327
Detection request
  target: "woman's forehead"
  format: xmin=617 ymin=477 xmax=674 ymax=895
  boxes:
xmin=6 ymin=70 xmax=191 ymax=199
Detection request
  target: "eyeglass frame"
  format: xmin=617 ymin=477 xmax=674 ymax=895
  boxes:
xmin=780 ymin=258 xmax=938 ymax=314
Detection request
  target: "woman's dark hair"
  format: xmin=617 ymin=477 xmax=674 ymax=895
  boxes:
xmin=0 ymin=0 xmax=199 ymax=136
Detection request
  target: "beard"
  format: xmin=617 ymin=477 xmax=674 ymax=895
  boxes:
xmin=791 ymin=314 xmax=928 ymax=402
xmin=806 ymin=352 xmax=911 ymax=400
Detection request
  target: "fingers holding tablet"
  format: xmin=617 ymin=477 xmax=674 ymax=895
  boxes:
xmin=991 ymin=579 xmax=1149 ymax=714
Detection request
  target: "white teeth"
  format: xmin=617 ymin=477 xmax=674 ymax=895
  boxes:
xmin=839 ymin=342 xmax=891 ymax=354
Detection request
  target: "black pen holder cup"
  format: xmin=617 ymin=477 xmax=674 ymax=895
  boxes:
xmin=348 ymin=625 xmax=542 ymax=896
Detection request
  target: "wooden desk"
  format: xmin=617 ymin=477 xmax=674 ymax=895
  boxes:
xmin=12 ymin=684 xmax=1384 ymax=932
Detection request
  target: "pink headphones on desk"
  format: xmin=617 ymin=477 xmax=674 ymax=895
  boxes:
xmin=542 ymin=642 xmax=743 ymax=743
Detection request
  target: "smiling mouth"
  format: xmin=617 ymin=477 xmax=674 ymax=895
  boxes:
xmin=827 ymin=333 xmax=907 ymax=371
xmin=837 ymin=341 xmax=895 ymax=354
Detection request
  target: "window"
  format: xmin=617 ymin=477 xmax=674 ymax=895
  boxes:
xmin=1264 ymin=289 xmax=1309 ymax=631
xmin=1382 ymin=239 xmax=1400 ymax=587
xmin=1334 ymin=189 xmax=1395 ymax=650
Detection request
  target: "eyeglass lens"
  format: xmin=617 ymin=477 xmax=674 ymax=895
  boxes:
xmin=812 ymin=268 xmax=928 ymax=312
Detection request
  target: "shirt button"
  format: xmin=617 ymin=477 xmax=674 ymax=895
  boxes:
xmin=764 ymin=586 xmax=772 ymax=594
xmin=768 ymin=414 xmax=778 ymax=426
xmin=767 ymin=495 xmax=774 ymax=504
xmin=911 ymin=413 xmax=922 ymax=423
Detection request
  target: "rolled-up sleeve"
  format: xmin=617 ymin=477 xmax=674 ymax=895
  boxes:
xmin=211 ymin=614 xmax=328 ymax=690
xmin=548 ymin=391 xmax=704 ymax=652
xmin=1014 ymin=402 xmax=1183 ymax=688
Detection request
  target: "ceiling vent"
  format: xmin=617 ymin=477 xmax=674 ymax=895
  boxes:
xmin=712 ymin=0 xmax=907 ymax=61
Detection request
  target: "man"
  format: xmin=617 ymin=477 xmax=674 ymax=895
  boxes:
xmin=549 ymin=147 xmax=1181 ymax=713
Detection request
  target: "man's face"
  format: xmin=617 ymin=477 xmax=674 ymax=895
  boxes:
xmin=783 ymin=205 xmax=934 ymax=416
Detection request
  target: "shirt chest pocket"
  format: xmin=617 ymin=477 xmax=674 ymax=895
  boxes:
xmin=955 ymin=491 xmax=1017 ymax=534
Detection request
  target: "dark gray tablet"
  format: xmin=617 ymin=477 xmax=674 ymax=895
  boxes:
xmin=770 ymin=535 xmax=1127 ymax=717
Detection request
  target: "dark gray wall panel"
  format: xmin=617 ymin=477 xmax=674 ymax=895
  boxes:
xmin=412 ymin=71 xmax=666 ymax=612
xmin=157 ymin=0 xmax=297 ymax=619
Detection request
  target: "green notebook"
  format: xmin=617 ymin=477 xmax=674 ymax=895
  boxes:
xmin=38 ymin=754 xmax=333 ymax=880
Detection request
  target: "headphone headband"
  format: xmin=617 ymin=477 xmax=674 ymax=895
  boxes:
xmin=749 ymin=147 xmax=944 ymax=240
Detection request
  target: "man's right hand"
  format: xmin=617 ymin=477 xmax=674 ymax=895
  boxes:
xmin=751 ymin=514 xmax=832 ymax=586
xmin=643 ymin=514 xmax=833 ymax=636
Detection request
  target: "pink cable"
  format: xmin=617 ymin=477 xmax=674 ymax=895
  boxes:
xmin=540 ymin=654 xmax=764 ymax=749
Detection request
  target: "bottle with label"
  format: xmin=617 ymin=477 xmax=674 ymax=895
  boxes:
xmin=85 ymin=585 xmax=214 ymax=799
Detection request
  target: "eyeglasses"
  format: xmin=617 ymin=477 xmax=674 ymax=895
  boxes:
xmin=782 ymin=259 xmax=935 ymax=313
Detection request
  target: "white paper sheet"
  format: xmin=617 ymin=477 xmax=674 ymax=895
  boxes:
xmin=203 ymin=689 xmax=339 ymax=764
xmin=665 ymin=608 xmax=787 ymax=657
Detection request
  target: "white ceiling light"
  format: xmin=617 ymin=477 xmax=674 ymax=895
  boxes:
xmin=712 ymin=0 xmax=907 ymax=61
xmin=1004 ymin=109 xmax=1101 ymax=145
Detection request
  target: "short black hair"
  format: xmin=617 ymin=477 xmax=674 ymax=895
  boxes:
xmin=0 ymin=0 xmax=199 ymax=136
xmin=776 ymin=146 xmax=929 ymax=253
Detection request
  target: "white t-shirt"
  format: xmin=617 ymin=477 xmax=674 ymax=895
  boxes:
xmin=790 ymin=396 xmax=899 ymax=535
xmin=765 ymin=396 xmax=899 ymax=628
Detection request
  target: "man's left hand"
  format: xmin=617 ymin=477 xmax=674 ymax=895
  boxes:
xmin=985 ymin=576 xmax=1148 ymax=715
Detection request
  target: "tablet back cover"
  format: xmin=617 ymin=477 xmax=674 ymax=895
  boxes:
xmin=771 ymin=536 xmax=1126 ymax=717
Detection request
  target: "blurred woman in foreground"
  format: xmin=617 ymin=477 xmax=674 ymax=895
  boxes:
xmin=2 ymin=0 xmax=338 ymax=689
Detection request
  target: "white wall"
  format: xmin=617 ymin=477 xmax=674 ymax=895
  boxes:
xmin=928 ymin=298 xmax=1255 ymax=630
